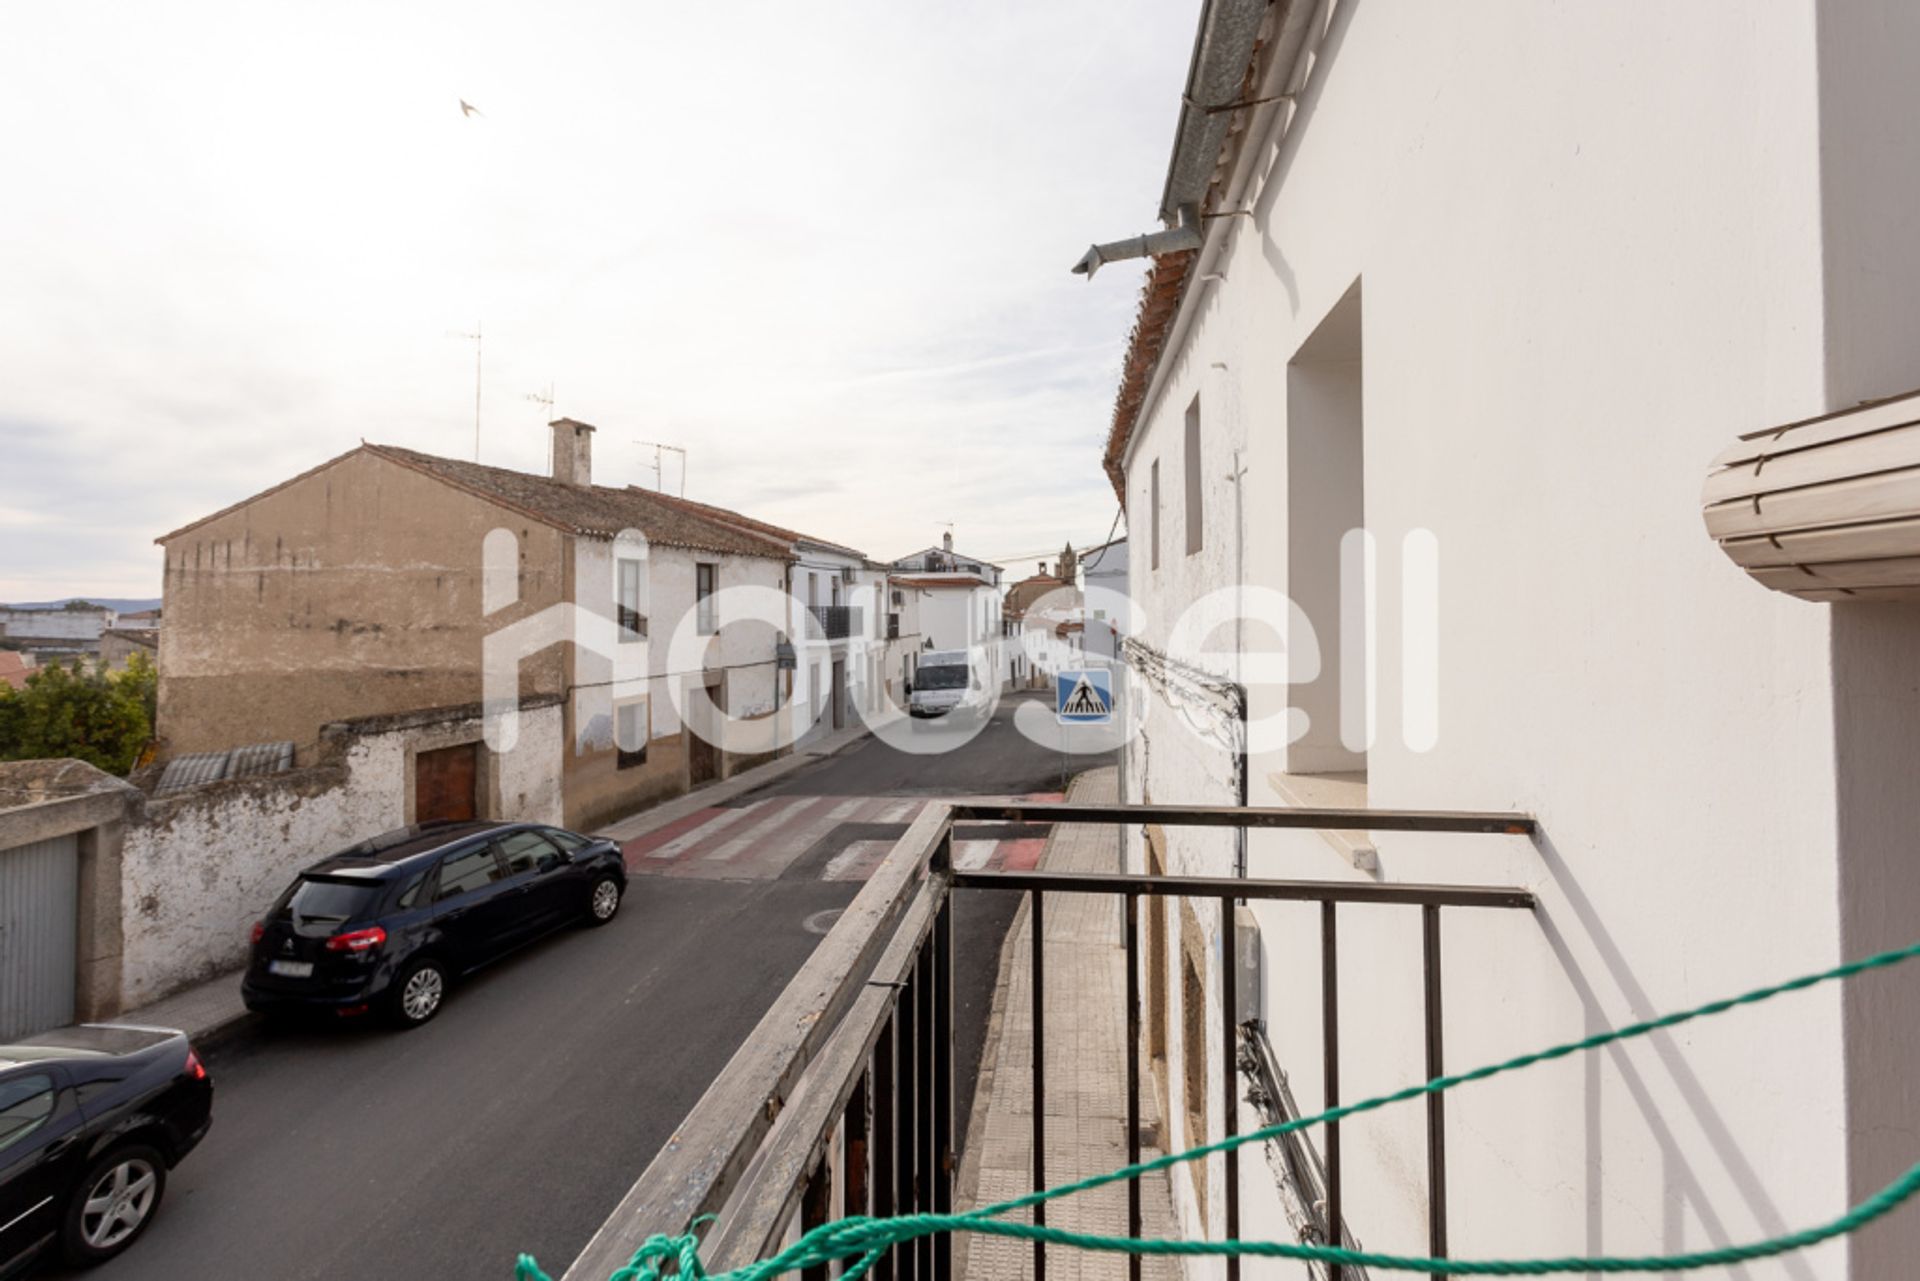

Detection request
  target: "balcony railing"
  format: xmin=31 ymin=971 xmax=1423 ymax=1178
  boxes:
xmin=808 ymin=604 xmax=863 ymax=641
xmin=560 ymin=801 xmax=1538 ymax=1281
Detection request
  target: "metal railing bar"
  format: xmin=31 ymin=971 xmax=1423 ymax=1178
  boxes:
xmin=950 ymin=802 xmax=1535 ymax=836
xmin=1220 ymin=894 xmax=1241 ymax=1281
xmin=562 ymin=805 xmax=957 ymax=1281
xmin=1323 ymin=902 xmax=1342 ymax=1281
xmin=953 ymin=869 xmax=1535 ymax=911
xmin=844 ymin=1073 xmax=870 ymax=1245
xmin=1031 ymin=888 xmax=1048 ymax=1281
xmin=915 ymin=934 xmax=935 ymax=1281
xmin=1124 ymin=892 xmax=1142 ymax=1281
xmin=703 ymin=874 xmax=948 ymax=1274
xmin=898 ymin=963 xmax=918 ymax=1281
xmin=1423 ymin=906 xmax=1448 ymax=1278
xmin=872 ymin=1015 xmax=896 ymax=1281
xmin=932 ymin=894 xmax=955 ymax=1281
xmin=802 ymin=1160 xmax=832 ymax=1281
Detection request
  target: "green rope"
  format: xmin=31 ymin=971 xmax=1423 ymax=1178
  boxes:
xmin=517 ymin=936 xmax=1920 ymax=1281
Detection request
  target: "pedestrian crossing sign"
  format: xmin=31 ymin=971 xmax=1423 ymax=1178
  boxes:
xmin=1056 ymin=669 xmax=1113 ymax=724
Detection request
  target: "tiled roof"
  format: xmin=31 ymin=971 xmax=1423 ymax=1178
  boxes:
xmin=889 ymin=547 xmax=1005 ymax=571
xmin=365 ymin=446 xmax=795 ymax=557
xmin=158 ymin=444 xmax=794 ymax=559
xmin=1102 ymin=249 xmax=1196 ymax=504
xmin=891 ymin=574 xmax=993 ymax=590
xmin=0 ymin=651 xmax=32 ymax=691
xmin=639 ymin=490 xmax=868 ymax=560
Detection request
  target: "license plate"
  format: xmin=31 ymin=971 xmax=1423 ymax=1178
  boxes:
xmin=269 ymin=960 xmax=314 ymax=978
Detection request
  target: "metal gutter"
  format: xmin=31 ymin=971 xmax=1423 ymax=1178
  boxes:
xmin=1158 ymin=0 xmax=1273 ymax=222
xmin=1119 ymin=0 xmax=1324 ymax=481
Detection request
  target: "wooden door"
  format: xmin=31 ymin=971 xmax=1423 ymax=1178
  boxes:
xmin=416 ymin=744 xmax=478 ymax=823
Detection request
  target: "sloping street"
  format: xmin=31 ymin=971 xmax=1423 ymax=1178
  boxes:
xmin=64 ymin=692 xmax=1098 ymax=1281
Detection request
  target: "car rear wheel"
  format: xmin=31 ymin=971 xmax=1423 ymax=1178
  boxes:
xmin=61 ymin=1143 xmax=166 ymax=1266
xmin=388 ymin=957 xmax=448 ymax=1028
xmin=586 ymin=875 xmax=622 ymax=925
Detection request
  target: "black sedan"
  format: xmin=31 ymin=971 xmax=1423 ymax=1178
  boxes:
xmin=241 ymin=820 xmax=628 ymax=1028
xmin=0 ymin=1024 xmax=213 ymax=1276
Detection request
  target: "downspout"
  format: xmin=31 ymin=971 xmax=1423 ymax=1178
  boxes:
xmin=1072 ymin=203 xmax=1203 ymax=278
xmin=1069 ymin=0 xmax=1270 ymax=277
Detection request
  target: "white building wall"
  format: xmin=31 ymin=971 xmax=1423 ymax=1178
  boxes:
xmin=571 ymin=538 xmax=785 ymax=752
xmin=1120 ymin=4 xmax=1873 ymax=1276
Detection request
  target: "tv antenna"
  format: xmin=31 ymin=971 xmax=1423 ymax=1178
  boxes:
xmin=633 ymin=439 xmax=687 ymax=496
xmin=446 ymin=323 xmax=482 ymax=460
xmin=528 ymin=385 xmax=556 ymax=470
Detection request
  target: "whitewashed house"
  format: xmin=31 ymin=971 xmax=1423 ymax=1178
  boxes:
xmin=646 ymin=494 xmax=889 ymax=737
xmin=890 ymin=573 xmax=1004 ymax=692
xmin=890 ymin=531 xmax=1004 ymax=588
xmin=1082 ymin=2 xmax=1920 ymax=1278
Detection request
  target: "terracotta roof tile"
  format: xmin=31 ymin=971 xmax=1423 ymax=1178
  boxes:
xmin=159 ymin=445 xmax=796 ymax=559
xmin=890 ymin=574 xmax=993 ymax=590
xmin=638 ymin=490 xmax=867 ymax=559
xmin=1102 ymin=249 xmax=1196 ymax=503
xmin=365 ymin=445 xmax=794 ymax=557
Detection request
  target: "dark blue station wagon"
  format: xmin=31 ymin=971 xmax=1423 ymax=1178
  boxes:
xmin=241 ymin=820 xmax=627 ymax=1028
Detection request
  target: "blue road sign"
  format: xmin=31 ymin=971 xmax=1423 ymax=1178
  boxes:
xmin=1056 ymin=668 xmax=1113 ymax=724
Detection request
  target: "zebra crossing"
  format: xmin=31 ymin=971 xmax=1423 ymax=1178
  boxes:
xmin=618 ymin=793 xmax=1054 ymax=882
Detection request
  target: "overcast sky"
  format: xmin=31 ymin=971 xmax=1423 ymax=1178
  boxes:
xmin=0 ymin=2 xmax=1194 ymax=600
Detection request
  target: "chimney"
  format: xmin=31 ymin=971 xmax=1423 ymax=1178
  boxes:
xmin=550 ymin=419 xmax=595 ymax=486
xmin=942 ymin=530 xmax=954 ymax=553
xmin=1038 ymin=561 xmax=1048 ymax=576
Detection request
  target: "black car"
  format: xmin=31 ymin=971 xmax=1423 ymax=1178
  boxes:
xmin=241 ymin=820 xmax=627 ymax=1028
xmin=0 ymin=1024 xmax=213 ymax=1277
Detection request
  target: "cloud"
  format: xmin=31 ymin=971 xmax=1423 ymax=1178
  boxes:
xmin=0 ymin=0 xmax=1187 ymax=599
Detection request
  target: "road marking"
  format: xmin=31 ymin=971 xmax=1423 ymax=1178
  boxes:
xmin=645 ymin=801 xmax=762 ymax=859
xmin=707 ymin=797 xmax=824 ymax=862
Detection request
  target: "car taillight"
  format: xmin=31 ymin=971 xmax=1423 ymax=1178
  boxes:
xmin=250 ymin=921 xmax=264 ymax=946
xmin=185 ymin=1048 xmax=208 ymax=1081
xmin=325 ymin=925 xmax=387 ymax=953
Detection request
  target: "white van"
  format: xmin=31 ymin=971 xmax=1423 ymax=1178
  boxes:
xmin=908 ymin=649 xmax=976 ymax=718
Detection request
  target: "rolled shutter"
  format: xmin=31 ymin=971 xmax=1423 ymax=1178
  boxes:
xmin=1703 ymin=389 xmax=1920 ymax=601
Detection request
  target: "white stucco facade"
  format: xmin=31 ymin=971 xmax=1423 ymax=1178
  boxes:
xmin=904 ymin=579 xmax=1005 ymax=690
xmin=1111 ymin=4 xmax=1920 ymax=1278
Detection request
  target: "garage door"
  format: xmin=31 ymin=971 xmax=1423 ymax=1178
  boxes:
xmin=0 ymin=834 xmax=79 ymax=1040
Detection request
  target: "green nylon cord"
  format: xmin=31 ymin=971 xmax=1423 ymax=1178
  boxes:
xmin=517 ymin=936 xmax=1920 ymax=1281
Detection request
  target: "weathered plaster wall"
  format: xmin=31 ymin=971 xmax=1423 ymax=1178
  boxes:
xmin=563 ymin=540 xmax=788 ymax=831
xmin=157 ymin=449 xmax=568 ymax=760
xmin=119 ymin=701 xmax=563 ymax=1006
xmin=1120 ymin=3 xmax=1856 ymax=1276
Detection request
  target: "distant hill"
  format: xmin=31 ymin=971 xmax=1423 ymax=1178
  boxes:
xmin=2 ymin=597 xmax=162 ymax=613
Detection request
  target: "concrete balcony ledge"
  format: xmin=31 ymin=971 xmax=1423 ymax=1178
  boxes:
xmin=1265 ymin=769 xmax=1378 ymax=871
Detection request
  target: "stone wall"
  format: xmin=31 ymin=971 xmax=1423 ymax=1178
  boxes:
xmin=117 ymin=698 xmax=563 ymax=1007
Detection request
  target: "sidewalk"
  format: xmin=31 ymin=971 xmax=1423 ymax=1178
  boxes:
xmin=956 ymin=767 xmax=1180 ymax=1281
xmin=112 ymin=723 xmax=876 ymax=1044
xmin=118 ymin=966 xmax=252 ymax=1045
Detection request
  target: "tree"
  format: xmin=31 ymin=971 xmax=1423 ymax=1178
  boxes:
xmin=0 ymin=654 xmax=155 ymax=775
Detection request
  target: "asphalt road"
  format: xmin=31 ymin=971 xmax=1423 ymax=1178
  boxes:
xmin=68 ymin=690 xmax=1100 ymax=1281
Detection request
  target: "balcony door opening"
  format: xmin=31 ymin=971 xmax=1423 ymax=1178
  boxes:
xmin=1286 ymin=280 xmax=1368 ymax=776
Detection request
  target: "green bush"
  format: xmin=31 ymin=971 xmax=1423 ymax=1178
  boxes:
xmin=0 ymin=652 xmax=156 ymax=775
